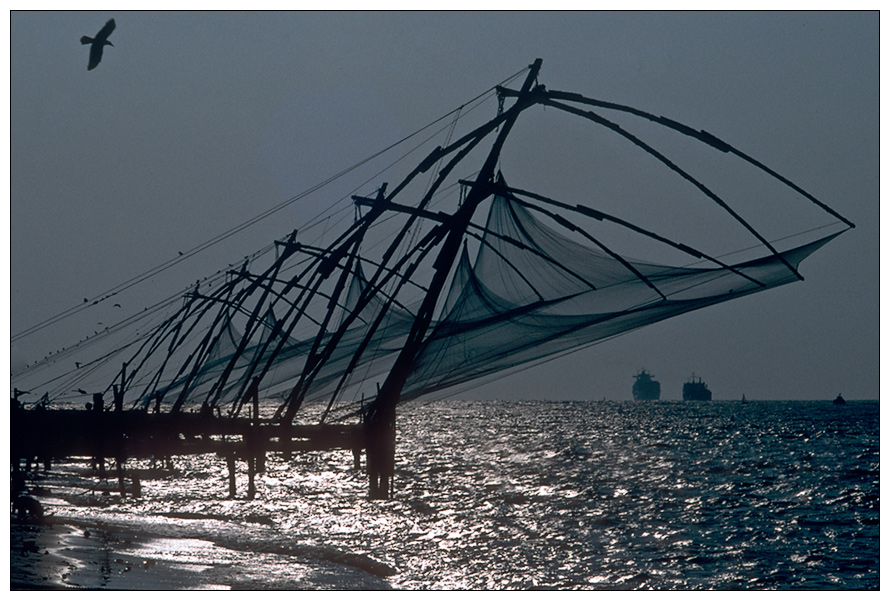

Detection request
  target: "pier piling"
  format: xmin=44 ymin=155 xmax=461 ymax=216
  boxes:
xmin=227 ymin=454 xmax=237 ymax=498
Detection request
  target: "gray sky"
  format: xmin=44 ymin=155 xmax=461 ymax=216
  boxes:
xmin=8 ymin=11 xmax=879 ymax=401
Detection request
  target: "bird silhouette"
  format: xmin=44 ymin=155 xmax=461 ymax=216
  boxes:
xmin=81 ymin=18 xmax=116 ymax=70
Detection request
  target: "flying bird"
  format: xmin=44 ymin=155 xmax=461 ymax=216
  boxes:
xmin=81 ymin=18 xmax=116 ymax=70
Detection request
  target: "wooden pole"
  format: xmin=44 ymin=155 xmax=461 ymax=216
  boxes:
xmin=93 ymin=393 xmax=106 ymax=481
xmin=252 ymin=378 xmax=265 ymax=473
xmin=117 ymin=458 xmax=126 ymax=497
xmin=246 ymin=450 xmax=256 ymax=500
xmin=131 ymin=470 xmax=141 ymax=497
xmin=365 ymin=59 xmax=544 ymax=499
xmin=227 ymin=454 xmax=237 ymax=498
xmin=113 ymin=362 xmax=126 ymax=412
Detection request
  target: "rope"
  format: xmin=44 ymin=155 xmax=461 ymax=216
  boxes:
xmin=12 ymin=67 xmax=530 ymax=345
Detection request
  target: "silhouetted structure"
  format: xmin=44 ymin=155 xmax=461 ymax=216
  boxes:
xmin=10 ymin=58 xmax=855 ymax=501
xmin=10 ymin=398 xmax=363 ymax=500
xmin=632 ymin=370 xmax=661 ymax=401
xmin=81 ymin=18 xmax=115 ymax=70
xmin=683 ymin=375 xmax=712 ymax=401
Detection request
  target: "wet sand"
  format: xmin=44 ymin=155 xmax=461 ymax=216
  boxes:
xmin=9 ymin=462 xmax=394 ymax=591
xmin=10 ymin=511 xmax=394 ymax=590
xmin=10 ymin=517 xmax=227 ymax=590
xmin=10 ymin=462 xmax=230 ymax=590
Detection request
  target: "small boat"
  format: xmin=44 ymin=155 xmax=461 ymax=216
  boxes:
xmin=833 ymin=394 xmax=846 ymax=405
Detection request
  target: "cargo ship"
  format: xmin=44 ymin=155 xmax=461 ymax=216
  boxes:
xmin=633 ymin=370 xmax=661 ymax=401
xmin=683 ymin=375 xmax=712 ymax=401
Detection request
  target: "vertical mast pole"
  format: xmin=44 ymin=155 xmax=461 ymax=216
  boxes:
xmin=364 ymin=59 xmax=543 ymax=499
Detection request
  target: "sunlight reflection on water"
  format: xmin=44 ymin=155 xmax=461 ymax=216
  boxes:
xmin=40 ymin=399 xmax=879 ymax=590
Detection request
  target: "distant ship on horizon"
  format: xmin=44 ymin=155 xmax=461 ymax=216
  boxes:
xmin=683 ymin=375 xmax=712 ymax=401
xmin=633 ymin=369 xmax=661 ymax=401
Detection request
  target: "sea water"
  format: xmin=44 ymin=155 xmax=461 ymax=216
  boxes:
xmin=14 ymin=399 xmax=879 ymax=590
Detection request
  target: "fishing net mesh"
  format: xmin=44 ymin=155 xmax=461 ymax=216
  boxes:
xmin=130 ymin=190 xmax=834 ymax=418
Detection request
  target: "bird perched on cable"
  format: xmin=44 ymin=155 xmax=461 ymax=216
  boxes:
xmin=81 ymin=18 xmax=116 ymax=70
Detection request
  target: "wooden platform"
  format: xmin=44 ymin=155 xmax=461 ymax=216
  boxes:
xmin=12 ymin=408 xmax=363 ymax=458
xmin=11 ymin=407 xmax=365 ymax=499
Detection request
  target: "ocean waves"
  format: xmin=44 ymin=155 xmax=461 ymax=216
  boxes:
xmin=13 ymin=399 xmax=879 ymax=590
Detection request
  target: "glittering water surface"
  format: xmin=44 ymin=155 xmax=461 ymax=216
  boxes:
xmin=33 ymin=400 xmax=879 ymax=590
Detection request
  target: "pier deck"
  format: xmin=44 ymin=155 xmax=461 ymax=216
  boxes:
xmin=11 ymin=407 xmax=364 ymax=500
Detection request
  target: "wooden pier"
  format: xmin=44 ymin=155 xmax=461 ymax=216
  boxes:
xmin=11 ymin=58 xmax=852 ymax=506
xmin=11 ymin=402 xmax=365 ymax=500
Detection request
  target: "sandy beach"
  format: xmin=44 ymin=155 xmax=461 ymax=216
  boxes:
xmin=11 ymin=519 xmax=84 ymax=590
xmin=10 ymin=517 xmax=223 ymax=590
xmin=9 ymin=460 xmax=227 ymax=590
xmin=11 ymin=510 xmax=394 ymax=590
xmin=9 ymin=461 xmax=393 ymax=591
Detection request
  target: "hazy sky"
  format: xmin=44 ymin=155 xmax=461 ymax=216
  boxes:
xmin=8 ymin=10 xmax=879 ymax=402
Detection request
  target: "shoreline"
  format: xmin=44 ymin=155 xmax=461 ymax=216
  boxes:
xmin=10 ymin=462 xmax=229 ymax=590
xmin=10 ymin=515 xmax=229 ymax=590
xmin=11 ymin=509 xmax=395 ymax=590
xmin=11 ymin=519 xmax=79 ymax=590
xmin=10 ymin=399 xmax=876 ymax=590
xmin=9 ymin=461 xmax=396 ymax=591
